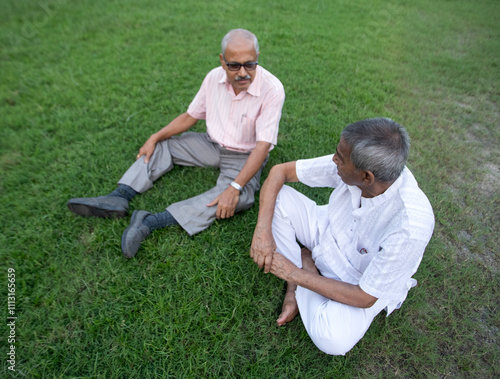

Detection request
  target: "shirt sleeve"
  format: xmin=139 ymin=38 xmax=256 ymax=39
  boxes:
xmin=296 ymin=154 xmax=343 ymax=188
xmin=187 ymin=72 xmax=210 ymax=120
xmin=255 ymin=82 xmax=285 ymax=147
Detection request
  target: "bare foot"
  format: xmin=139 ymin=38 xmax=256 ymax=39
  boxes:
xmin=277 ymin=284 xmax=299 ymax=326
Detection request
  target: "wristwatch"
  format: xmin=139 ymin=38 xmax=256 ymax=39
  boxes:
xmin=230 ymin=181 xmax=243 ymax=192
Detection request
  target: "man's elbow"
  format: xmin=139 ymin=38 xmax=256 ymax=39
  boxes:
xmin=357 ymin=287 xmax=378 ymax=308
xmin=360 ymin=297 xmax=378 ymax=308
xmin=269 ymin=163 xmax=285 ymax=174
xmin=255 ymin=141 xmax=272 ymax=151
xmin=182 ymin=112 xmax=199 ymax=125
xmin=269 ymin=161 xmax=297 ymax=182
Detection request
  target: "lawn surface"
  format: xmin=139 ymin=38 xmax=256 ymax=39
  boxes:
xmin=1 ymin=0 xmax=499 ymax=377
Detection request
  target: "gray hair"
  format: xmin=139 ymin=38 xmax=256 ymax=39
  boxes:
xmin=221 ymin=29 xmax=259 ymax=55
xmin=341 ymin=118 xmax=410 ymax=182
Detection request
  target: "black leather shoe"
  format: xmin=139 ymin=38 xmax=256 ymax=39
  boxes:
xmin=67 ymin=196 xmax=129 ymax=218
xmin=121 ymin=210 xmax=151 ymax=258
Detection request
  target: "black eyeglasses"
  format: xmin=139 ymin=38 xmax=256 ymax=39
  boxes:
xmin=223 ymin=56 xmax=258 ymax=71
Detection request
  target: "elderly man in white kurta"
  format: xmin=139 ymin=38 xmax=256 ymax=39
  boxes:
xmin=251 ymin=118 xmax=434 ymax=355
xmin=67 ymin=29 xmax=285 ymax=258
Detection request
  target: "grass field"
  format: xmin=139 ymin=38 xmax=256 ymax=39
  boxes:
xmin=1 ymin=0 xmax=499 ymax=377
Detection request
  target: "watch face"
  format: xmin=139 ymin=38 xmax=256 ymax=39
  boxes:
xmin=231 ymin=182 xmax=242 ymax=191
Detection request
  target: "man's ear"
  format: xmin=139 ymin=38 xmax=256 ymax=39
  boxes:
xmin=220 ymin=54 xmax=225 ymax=66
xmin=362 ymin=170 xmax=376 ymax=186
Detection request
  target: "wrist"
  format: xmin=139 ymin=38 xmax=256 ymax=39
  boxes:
xmin=149 ymin=133 xmax=160 ymax=144
xmin=255 ymin=222 xmax=271 ymax=232
xmin=287 ymin=265 xmax=303 ymax=284
xmin=230 ymin=181 xmax=243 ymax=192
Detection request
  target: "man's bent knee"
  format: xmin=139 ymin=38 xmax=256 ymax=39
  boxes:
xmin=308 ymin=333 xmax=359 ymax=356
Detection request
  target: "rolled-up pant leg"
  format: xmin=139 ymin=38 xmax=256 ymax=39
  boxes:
xmin=270 ymin=185 xmax=388 ymax=355
xmin=118 ymin=132 xmax=220 ymax=193
xmin=167 ymin=147 xmax=268 ymax=236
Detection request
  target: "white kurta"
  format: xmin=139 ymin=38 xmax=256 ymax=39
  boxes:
xmin=296 ymin=154 xmax=435 ymax=312
xmin=271 ymin=154 xmax=434 ymax=355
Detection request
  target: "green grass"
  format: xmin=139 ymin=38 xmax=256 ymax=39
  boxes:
xmin=1 ymin=0 xmax=499 ymax=377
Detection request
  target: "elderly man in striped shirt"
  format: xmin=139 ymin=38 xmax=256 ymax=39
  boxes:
xmin=251 ymin=118 xmax=434 ymax=355
xmin=68 ymin=29 xmax=285 ymax=258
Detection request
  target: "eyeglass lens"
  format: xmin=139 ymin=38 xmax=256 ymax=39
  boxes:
xmin=227 ymin=62 xmax=258 ymax=71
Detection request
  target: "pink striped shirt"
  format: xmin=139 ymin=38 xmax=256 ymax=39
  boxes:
xmin=187 ymin=66 xmax=285 ymax=152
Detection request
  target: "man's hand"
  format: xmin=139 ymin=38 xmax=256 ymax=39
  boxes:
xmin=136 ymin=113 xmax=199 ymax=163
xmin=250 ymin=225 xmax=277 ymax=273
xmin=137 ymin=136 xmax=158 ymax=163
xmin=270 ymin=252 xmax=300 ymax=282
xmin=206 ymin=185 xmax=240 ymax=219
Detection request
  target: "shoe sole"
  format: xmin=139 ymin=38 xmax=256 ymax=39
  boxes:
xmin=67 ymin=203 xmax=127 ymax=219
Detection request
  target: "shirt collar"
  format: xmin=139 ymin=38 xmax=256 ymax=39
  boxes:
xmin=218 ymin=66 xmax=262 ymax=97
xmin=247 ymin=66 xmax=261 ymax=96
xmin=360 ymin=168 xmax=405 ymax=208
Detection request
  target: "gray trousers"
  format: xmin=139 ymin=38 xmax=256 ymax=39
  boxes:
xmin=118 ymin=132 xmax=267 ymax=236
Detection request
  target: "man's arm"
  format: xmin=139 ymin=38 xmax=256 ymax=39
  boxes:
xmin=137 ymin=112 xmax=199 ymax=163
xmin=272 ymin=249 xmax=378 ymax=308
xmin=207 ymin=141 xmax=272 ymax=219
xmin=250 ymin=161 xmax=299 ymax=273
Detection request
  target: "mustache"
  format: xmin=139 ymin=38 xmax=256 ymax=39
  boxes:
xmin=236 ymin=75 xmax=251 ymax=81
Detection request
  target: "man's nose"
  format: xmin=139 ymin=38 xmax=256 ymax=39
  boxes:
xmin=237 ymin=65 xmax=248 ymax=77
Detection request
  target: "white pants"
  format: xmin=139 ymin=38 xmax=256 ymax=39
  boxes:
xmin=273 ymin=186 xmax=389 ymax=355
